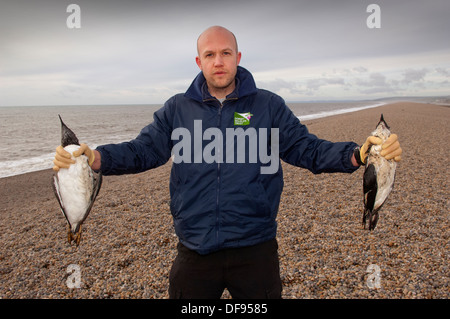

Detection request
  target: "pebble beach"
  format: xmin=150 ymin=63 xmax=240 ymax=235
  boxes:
xmin=0 ymin=102 xmax=448 ymax=299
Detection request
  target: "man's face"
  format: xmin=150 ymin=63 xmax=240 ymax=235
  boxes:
xmin=196 ymin=28 xmax=241 ymax=97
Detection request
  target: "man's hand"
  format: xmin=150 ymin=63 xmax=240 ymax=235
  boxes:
xmin=52 ymin=143 xmax=96 ymax=172
xmin=73 ymin=143 xmax=96 ymax=166
xmin=356 ymin=134 xmax=402 ymax=166
xmin=380 ymin=134 xmax=402 ymax=162
xmin=53 ymin=146 xmax=74 ymax=171
xmin=359 ymin=136 xmax=382 ymax=165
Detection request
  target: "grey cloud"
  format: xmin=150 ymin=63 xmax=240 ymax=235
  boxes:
xmin=358 ymin=86 xmax=397 ymax=95
xmin=401 ymin=68 xmax=429 ymax=84
xmin=356 ymin=73 xmax=389 ymax=87
xmin=354 ymin=72 xmax=398 ymax=95
xmin=435 ymin=67 xmax=450 ymax=77
xmin=352 ymin=66 xmax=368 ymax=73
xmin=306 ymin=78 xmax=346 ymax=91
xmin=258 ymin=79 xmax=297 ymax=91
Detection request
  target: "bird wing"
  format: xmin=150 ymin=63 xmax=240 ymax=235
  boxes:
xmin=363 ymin=163 xmax=377 ymax=212
xmin=75 ymin=171 xmax=102 ymax=233
xmin=52 ymin=174 xmax=73 ymax=228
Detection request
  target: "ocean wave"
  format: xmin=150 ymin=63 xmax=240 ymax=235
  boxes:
xmin=0 ymin=153 xmax=55 ymax=178
xmin=297 ymin=102 xmax=386 ymax=121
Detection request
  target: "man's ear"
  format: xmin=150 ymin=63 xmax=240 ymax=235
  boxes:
xmin=195 ymin=56 xmax=202 ymax=70
xmin=236 ymin=51 xmax=242 ymax=65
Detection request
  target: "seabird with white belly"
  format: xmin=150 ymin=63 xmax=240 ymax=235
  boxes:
xmin=362 ymin=114 xmax=397 ymax=230
xmin=52 ymin=115 xmax=102 ymax=245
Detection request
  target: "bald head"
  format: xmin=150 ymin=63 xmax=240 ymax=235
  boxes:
xmin=195 ymin=26 xmax=242 ymax=99
xmin=197 ymin=26 xmax=238 ymax=56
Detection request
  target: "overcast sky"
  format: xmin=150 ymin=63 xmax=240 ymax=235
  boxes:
xmin=1 ymin=0 xmax=449 ymax=106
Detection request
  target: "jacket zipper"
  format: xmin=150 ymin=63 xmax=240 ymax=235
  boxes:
xmin=207 ymin=97 xmax=237 ymax=250
xmin=215 ymin=101 xmax=223 ymax=250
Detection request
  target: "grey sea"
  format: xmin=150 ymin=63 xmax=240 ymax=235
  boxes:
xmin=0 ymin=101 xmax=385 ymax=178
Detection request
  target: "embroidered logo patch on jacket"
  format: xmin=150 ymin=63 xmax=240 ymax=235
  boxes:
xmin=234 ymin=112 xmax=253 ymax=125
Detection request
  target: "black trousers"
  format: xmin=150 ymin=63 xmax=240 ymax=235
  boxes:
xmin=169 ymin=238 xmax=282 ymax=299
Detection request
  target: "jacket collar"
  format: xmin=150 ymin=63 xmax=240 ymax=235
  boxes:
xmin=184 ymin=66 xmax=257 ymax=102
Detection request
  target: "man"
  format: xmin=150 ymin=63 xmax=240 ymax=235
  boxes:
xmin=53 ymin=26 xmax=402 ymax=298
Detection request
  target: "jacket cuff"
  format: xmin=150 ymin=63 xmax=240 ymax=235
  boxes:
xmin=353 ymin=146 xmax=365 ymax=166
xmin=95 ymin=146 xmax=112 ymax=175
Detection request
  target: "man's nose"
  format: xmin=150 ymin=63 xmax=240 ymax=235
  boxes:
xmin=214 ymin=55 xmax=224 ymax=66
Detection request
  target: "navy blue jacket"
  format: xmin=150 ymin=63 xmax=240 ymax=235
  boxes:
xmin=97 ymin=66 xmax=358 ymax=254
